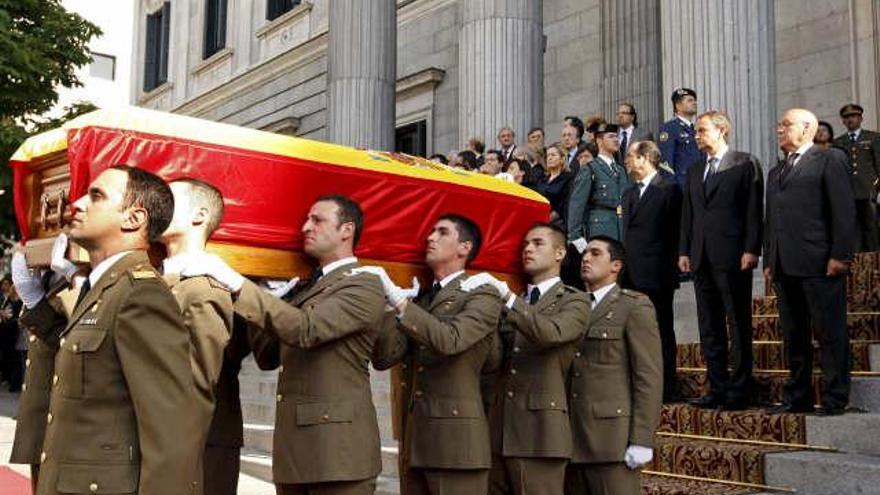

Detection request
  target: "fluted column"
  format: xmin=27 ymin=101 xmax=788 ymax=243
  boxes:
xmin=601 ymin=0 xmax=663 ymax=134
xmin=660 ymin=0 xmax=777 ymax=168
xmin=327 ymin=0 xmax=396 ymax=150
xmin=459 ymin=0 xmax=543 ymax=148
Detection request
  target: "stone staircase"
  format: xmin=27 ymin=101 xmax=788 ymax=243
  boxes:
xmin=642 ymin=252 xmax=880 ymax=494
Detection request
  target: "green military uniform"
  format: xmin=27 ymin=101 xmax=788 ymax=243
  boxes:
xmin=565 ymin=285 xmax=663 ymax=495
xmin=488 ymin=280 xmax=590 ymax=495
xmin=234 ymin=260 xmax=386 ymax=494
xmin=36 ymin=251 xmax=203 ymax=495
xmin=833 ymin=130 xmax=880 ymax=251
xmin=374 ymin=273 xmax=502 ymax=495
xmin=567 ymin=157 xmax=632 ymax=242
xmin=165 ymin=273 xmax=234 ymax=495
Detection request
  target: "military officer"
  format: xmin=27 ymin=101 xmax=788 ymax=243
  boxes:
xmin=565 ymin=236 xmax=663 ymax=495
xmin=567 ymin=123 xmax=632 ymax=248
xmin=659 ymin=88 xmax=706 ymax=186
xmin=833 ymin=103 xmax=880 ymax=251
xmin=12 ymin=165 xmax=202 ymax=495
xmin=159 ymin=178 xmax=235 ymax=494
xmin=184 ymin=195 xmax=386 ymax=495
xmin=364 ymin=214 xmax=502 ymax=495
xmin=459 ymin=223 xmax=591 ymax=495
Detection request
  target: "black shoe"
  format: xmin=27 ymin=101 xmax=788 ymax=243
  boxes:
xmin=816 ymin=406 xmax=845 ymax=416
xmin=768 ymin=403 xmax=814 ymax=414
xmin=689 ymin=395 xmax=725 ymax=408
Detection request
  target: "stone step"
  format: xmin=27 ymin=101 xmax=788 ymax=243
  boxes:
xmin=806 ymin=412 xmax=880 ymax=456
xmin=849 ymin=377 xmax=880 ymax=413
xmin=240 ymin=451 xmax=273 ymax=484
xmin=764 ymin=451 xmax=880 ymax=495
xmin=751 ymin=312 xmax=880 ymax=341
xmin=651 ymin=436 xmax=793 ymax=485
xmin=243 ymin=423 xmax=274 ymax=453
xmin=871 ymin=343 xmax=880 ymax=371
xmin=640 ymin=473 xmax=759 ymax=495
xmin=677 ymin=340 xmax=878 ymax=372
xmin=658 ymin=403 xmax=806 ymax=445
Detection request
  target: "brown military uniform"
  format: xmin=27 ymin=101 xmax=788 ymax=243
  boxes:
xmin=35 ymin=251 xmax=203 ymax=495
xmin=488 ymin=281 xmax=590 ymax=495
xmin=374 ymin=273 xmax=502 ymax=495
xmin=165 ymin=273 xmax=234 ymax=495
xmin=234 ymin=261 xmax=385 ymax=494
xmin=565 ymin=285 xmax=663 ymax=495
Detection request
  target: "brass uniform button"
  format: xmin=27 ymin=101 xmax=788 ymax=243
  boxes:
xmin=414 ymin=390 xmax=423 ymax=397
xmin=276 ymin=394 xmax=283 ymax=403
xmin=451 ymin=409 xmax=459 ymax=416
xmin=550 ymin=401 xmax=557 ymax=408
xmin=417 ymin=366 xmax=424 ymax=373
xmin=509 ymin=369 xmax=517 ymax=375
xmin=513 ymin=346 xmax=520 ymax=354
xmin=72 ymin=344 xmax=79 ymax=352
xmin=279 ymin=365 xmax=284 ymax=373
xmin=47 ymin=413 xmax=53 ymax=424
xmin=506 ymin=391 xmax=514 ymax=398
xmin=25 ymin=358 xmax=30 ymax=368
xmin=40 ymin=451 xmax=46 ymax=463
xmin=28 ymin=334 xmax=37 ymax=343
xmin=52 ymin=375 xmax=59 ymax=386
xmin=322 ymin=414 xmax=330 ymax=421
xmin=59 ymin=337 xmax=66 ymax=347
xmin=90 ymin=482 xmax=99 ymax=493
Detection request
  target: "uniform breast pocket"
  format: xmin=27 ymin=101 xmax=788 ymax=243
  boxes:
xmin=584 ymin=326 xmax=624 ymax=365
xmin=58 ymin=328 xmax=107 ymax=399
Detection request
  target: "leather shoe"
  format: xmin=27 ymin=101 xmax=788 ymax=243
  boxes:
xmin=768 ymin=404 xmax=814 ymax=414
xmin=816 ymin=406 xmax=845 ymax=416
xmin=688 ymin=395 xmax=725 ymax=408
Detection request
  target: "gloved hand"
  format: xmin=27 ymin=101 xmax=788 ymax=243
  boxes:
xmin=50 ymin=233 xmax=79 ymax=281
xmin=263 ymin=277 xmax=300 ymax=298
xmin=459 ymin=272 xmax=510 ymax=299
xmin=350 ymin=266 xmax=419 ymax=307
xmin=180 ymin=253 xmax=245 ymax=293
xmin=11 ymin=251 xmax=44 ymax=309
xmin=572 ymin=237 xmax=588 ymax=254
xmin=624 ymin=444 xmax=653 ymax=470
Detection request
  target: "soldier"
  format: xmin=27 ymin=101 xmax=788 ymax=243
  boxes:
xmin=659 ymin=88 xmax=706 ymax=186
xmin=362 ymin=214 xmax=502 ymax=495
xmin=11 ymin=165 xmax=202 ymax=495
xmin=567 ymin=123 xmax=632 ymax=249
xmin=565 ymin=236 xmax=663 ymax=495
xmin=184 ymin=195 xmax=387 ymax=495
xmin=458 ymin=223 xmax=591 ymax=495
xmin=159 ymin=178 xmax=236 ymax=494
xmin=833 ymin=103 xmax=880 ymax=252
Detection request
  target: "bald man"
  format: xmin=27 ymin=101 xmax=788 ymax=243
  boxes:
xmin=765 ymin=109 xmax=855 ymax=416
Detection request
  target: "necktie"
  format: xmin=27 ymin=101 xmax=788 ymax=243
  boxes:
xmin=423 ymin=282 xmax=442 ymax=305
xmin=589 ymin=292 xmax=597 ymax=309
xmin=528 ymin=287 xmax=540 ymax=305
xmin=850 ymin=132 xmax=857 ymax=143
xmin=704 ymin=157 xmax=719 ymax=183
xmin=619 ymin=131 xmax=628 ymax=156
xmin=305 ymin=267 xmax=323 ymax=288
xmin=638 ymin=181 xmax=647 ymax=199
xmin=780 ymin=152 xmax=799 ymax=182
xmin=73 ymin=278 xmax=91 ymax=310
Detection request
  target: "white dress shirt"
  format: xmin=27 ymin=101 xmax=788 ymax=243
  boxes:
xmin=588 ymin=282 xmax=616 ymax=309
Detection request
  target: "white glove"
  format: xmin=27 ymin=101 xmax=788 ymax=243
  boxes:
xmin=11 ymin=251 xmax=44 ymax=309
xmin=459 ymin=272 xmax=510 ymax=298
xmin=263 ymin=277 xmax=300 ymax=298
xmin=180 ymin=253 xmax=245 ymax=293
xmin=50 ymin=233 xmax=79 ymax=281
xmin=350 ymin=266 xmax=419 ymax=307
xmin=624 ymin=444 xmax=653 ymax=470
xmin=572 ymin=237 xmax=588 ymax=254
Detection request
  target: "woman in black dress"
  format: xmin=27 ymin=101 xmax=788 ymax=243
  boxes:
xmin=531 ymin=144 xmax=572 ymax=227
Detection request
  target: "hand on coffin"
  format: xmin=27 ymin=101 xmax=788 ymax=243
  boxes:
xmin=350 ymin=266 xmax=418 ymax=308
xmin=624 ymin=444 xmax=653 ymax=470
xmin=263 ymin=277 xmax=300 ymax=298
xmin=571 ymin=237 xmax=588 ymax=254
xmin=50 ymin=233 xmax=80 ymax=282
xmin=459 ymin=272 xmax=510 ymax=299
xmin=180 ymin=253 xmax=245 ymax=293
xmin=11 ymin=251 xmax=44 ymax=309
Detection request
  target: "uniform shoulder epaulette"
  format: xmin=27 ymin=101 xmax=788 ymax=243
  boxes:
xmin=620 ymin=288 xmax=646 ymax=299
xmin=129 ymin=265 xmax=159 ymax=281
xmin=562 ymin=284 xmax=582 ymax=294
xmin=206 ymin=276 xmax=230 ymax=291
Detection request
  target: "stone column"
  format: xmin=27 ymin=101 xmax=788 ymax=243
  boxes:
xmin=326 ymin=0 xmax=396 ymax=150
xmin=459 ymin=0 xmax=543 ymax=148
xmin=660 ymin=0 xmax=777 ymax=168
xmin=601 ymin=0 xmax=663 ymax=135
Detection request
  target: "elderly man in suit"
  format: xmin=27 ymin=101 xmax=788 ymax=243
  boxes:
xmin=457 ymin=223 xmax=591 ymax=494
xmin=680 ymin=111 xmax=764 ymax=410
xmin=834 ymin=103 xmax=880 ymax=252
xmin=621 ymin=140 xmax=683 ymax=403
xmin=565 ymin=236 xmax=663 ymax=495
xmin=364 ymin=214 xmax=502 ymax=495
xmin=766 ymin=109 xmax=856 ymax=416
xmin=12 ymin=165 xmax=202 ymax=495
xmin=185 ymin=195 xmax=387 ymax=494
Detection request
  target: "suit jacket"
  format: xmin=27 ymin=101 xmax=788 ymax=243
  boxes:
xmin=765 ymin=146 xmax=856 ymax=277
xmin=833 ymin=130 xmax=880 ymax=199
xmin=234 ymin=261 xmax=385 ymax=484
xmin=491 ymin=282 xmax=590 ymax=458
xmin=36 ymin=251 xmax=202 ymax=495
xmin=374 ymin=274 xmax=502 ymax=469
xmin=622 ymin=171 xmax=682 ymax=290
xmin=616 ymin=127 xmax=655 ymax=162
xmin=567 ymin=157 xmax=632 ymax=241
xmin=568 ymin=286 xmax=663 ymax=464
xmin=680 ymin=150 xmax=764 ymax=271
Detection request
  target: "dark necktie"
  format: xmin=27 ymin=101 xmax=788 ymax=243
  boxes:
xmin=850 ymin=132 xmax=857 ymax=143
xmin=780 ymin=152 xmax=799 ymax=182
xmin=422 ymin=282 xmax=442 ymax=305
xmin=637 ymin=181 xmax=647 ymax=200
xmin=704 ymin=157 xmax=719 ymax=183
xmin=73 ymin=278 xmax=91 ymax=310
xmin=304 ymin=267 xmax=323 ymax=288
xmin=589 ymin=292 xmax=597 ymax=308
xmin=619 ymin=131 xmax=628 ymax=156
xmin=528 ymin=287 xmax=540 ymax=305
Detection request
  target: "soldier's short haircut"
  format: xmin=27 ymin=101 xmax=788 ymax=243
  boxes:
xmin=528 ymin=222 xmax=567 ymax=250
xmin=697 ymin=110 xmax=732 ymax=138
xmin=630 ymin=140 xmax=662 ymax=168
xmin=110 ymin=165 xmax=174 ymax=243
xmin=588 ymin=235 xmax=626 ymax=265
xmin=438 ymin=213 xmax=483 ymax=263
xmin=170 ymin=178 xmax=225 ymax=236
xmin=316 ymin=194 xmax=365 ymax=248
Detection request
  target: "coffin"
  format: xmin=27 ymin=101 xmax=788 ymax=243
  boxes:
xmin=10 ymin=106 xmax=549 ymax=286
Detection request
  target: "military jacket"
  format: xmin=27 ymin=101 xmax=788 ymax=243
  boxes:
xmin=833 ymin=130 xmax=880 ymax=199
xmin=659 ymin=117 xmax=706 ymax=186
xmin=566 ymin=157 xmax=632 ymax=241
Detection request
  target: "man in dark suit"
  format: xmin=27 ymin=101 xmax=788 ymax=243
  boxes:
xmin=679 ymin=111 xmax=764 ymax=410
xmin=766 ymin=108 xmax=856 ymax=416
xmin=616 ymin=103 xmax=654 ymax=162
xmin=833 ymin=103 xmax=880 ymax=252
xmin=621 ymin=140 xmax=682 ymax=402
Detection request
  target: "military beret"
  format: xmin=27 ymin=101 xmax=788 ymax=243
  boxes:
xmin=840 ymin=103 xmax=864 ymax=117
xmin=671 ymin=88 xmax=697 ymax=103
xmin=592 ymin=123 xmax=620 ymax=136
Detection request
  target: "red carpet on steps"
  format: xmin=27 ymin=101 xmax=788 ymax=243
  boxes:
xmin=0 ymin=467 xmax=30 ymax=495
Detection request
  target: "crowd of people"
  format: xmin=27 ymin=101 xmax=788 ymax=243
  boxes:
xmin=1 ymin=88 xmax=875 ymax=495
